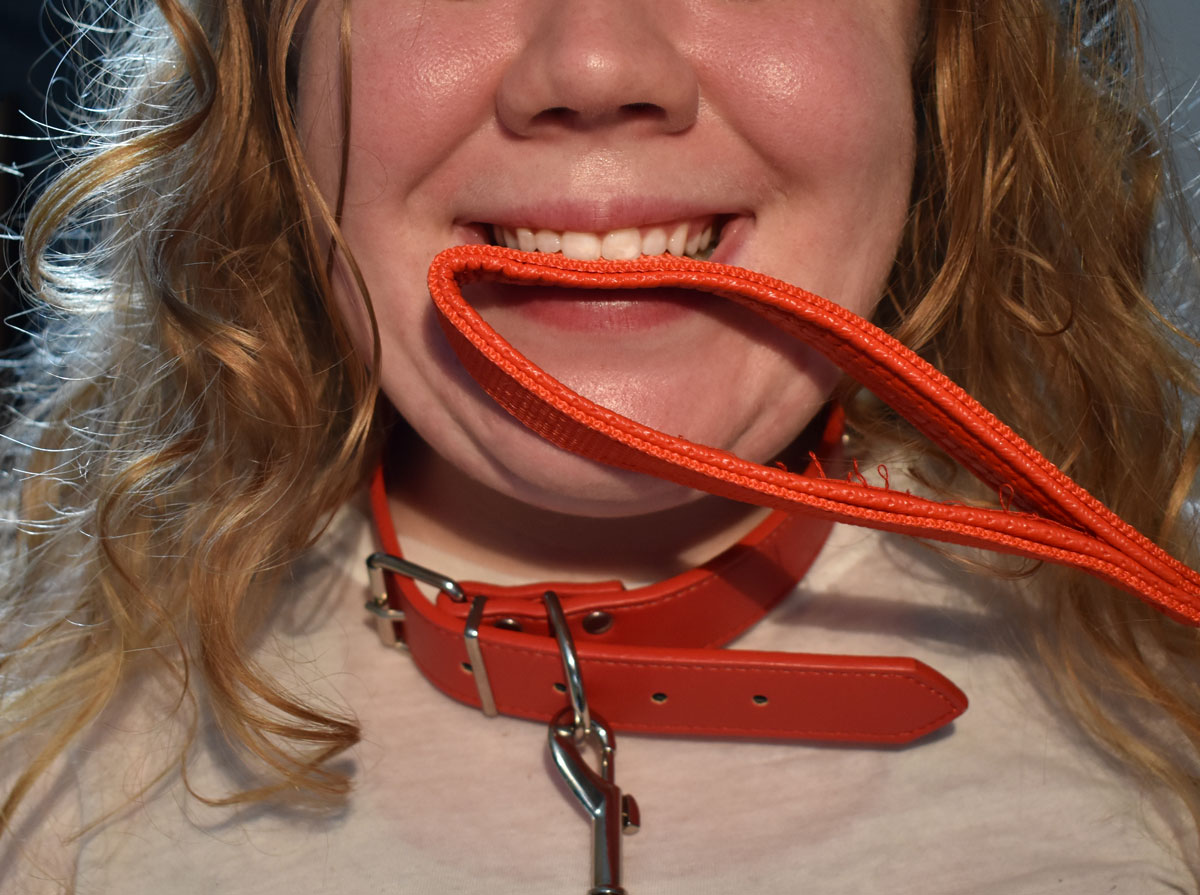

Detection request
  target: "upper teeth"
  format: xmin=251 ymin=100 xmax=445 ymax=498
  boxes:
xmin=492 ymin=218 xmax=717 ymax=261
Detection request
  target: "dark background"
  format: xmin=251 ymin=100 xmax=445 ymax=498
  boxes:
xmin=1 ymin=1 xmax=1197 ymax=355
xmin=1 ymin=3 xmax=72 ymax=355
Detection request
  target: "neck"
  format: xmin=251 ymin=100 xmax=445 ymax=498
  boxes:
xmin=385 ymin=434 xmax=770 ymax=585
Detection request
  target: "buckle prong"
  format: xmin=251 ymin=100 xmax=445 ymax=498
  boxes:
xmin=365 ymin=552 xmax=467 ymax=602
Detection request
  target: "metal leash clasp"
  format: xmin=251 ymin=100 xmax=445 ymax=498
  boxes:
xmin=543 ymin=591 xmax=640 ymax=895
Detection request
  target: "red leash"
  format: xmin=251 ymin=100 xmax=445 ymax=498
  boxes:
xmin=427 ymin=246 xmax=1200 ymax=624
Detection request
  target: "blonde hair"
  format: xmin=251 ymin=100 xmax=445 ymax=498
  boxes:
xmin=854 ymin=0 xmax=1200 ymax=835
xmin=3 ymin=0 xmax=1200 ymax=855
xmin=2 ymin=0 xmax=372 ymax=826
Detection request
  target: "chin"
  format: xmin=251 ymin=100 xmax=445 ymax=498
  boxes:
xmin=470 ymin=428 xmax=707 ymax=519
xmin=403 ymin=360 xmax=837 ymax=521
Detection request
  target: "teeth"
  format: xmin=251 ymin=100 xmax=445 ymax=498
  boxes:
xmin=492 ymin=218 xmax=718 ymax=261
xmin=560 ymin=231 xmax=602 ymax=261
xmin=641 ymin=227 xmax=667 ymax=256
xmin=601 ymin=228 xmax=641 ymax=261
xmin=534 ymin=229 xmax=561 ymax=253
xmin=667 ymin=222 xmax=688 ymax=256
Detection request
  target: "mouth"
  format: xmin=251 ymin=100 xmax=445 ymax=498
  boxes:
xmin=480 ymin=215 xmax=730 ymax=262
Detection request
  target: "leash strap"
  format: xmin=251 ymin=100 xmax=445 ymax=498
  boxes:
xmin=426 ymin=246 xmax=1200 ymax=625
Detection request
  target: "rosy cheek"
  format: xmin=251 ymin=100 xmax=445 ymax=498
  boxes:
xmin=349 ymin=16 xmax=516 ymax=170
xmin=686 ymin=11 xmax=913 ymax=176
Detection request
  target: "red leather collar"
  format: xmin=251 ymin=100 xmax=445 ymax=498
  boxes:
xmin=370 ymin=406 xmax=969 ymax=745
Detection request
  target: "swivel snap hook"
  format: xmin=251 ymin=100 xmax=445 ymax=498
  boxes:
xmin=549 ymin=708 xmax=640 ymax=895
xmin=543 ymin=591 xmax=640 ymax=895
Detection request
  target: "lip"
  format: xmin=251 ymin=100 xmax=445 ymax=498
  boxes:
xmin=705 ymin=213 xmax=752 ymax=266
xmin=454 ymin=197 xmax=750 ymax=236
xmin=469 ymin=283 xmax=717 ymax=332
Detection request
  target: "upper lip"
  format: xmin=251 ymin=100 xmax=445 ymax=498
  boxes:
xmin=457 ymin=198 xmax=747 ymax=233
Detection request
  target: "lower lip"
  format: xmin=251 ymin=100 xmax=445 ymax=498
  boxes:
xmin=467 ymin=283 xmax=707 ymax=332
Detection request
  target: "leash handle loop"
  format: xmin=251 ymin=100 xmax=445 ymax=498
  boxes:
xmin=426 ymin=245 xmax=1200 ymax=626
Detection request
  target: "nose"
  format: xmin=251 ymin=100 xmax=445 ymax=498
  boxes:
xmin=495 ymin=0 xmax=699 ymax=136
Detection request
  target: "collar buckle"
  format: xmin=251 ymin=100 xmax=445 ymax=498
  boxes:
xmin=365 ymin=553 xmax=498 ymax=715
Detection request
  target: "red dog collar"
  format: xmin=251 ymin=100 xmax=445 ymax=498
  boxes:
xmin=369 ymin=405 xmax=968 ymax=745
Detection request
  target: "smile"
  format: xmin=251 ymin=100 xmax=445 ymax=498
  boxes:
xmin=486 ymin=216 xmax=724 ymax=261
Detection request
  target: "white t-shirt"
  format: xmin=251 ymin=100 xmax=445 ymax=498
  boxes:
xmin=6 ymin=498 xmax=1198 ymax=894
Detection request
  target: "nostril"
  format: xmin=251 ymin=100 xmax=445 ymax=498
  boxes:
xmin=527 ymin=102 xmax=669 ymax=132
xmin=621 ymin=102 xmax=665 ymax=120
xmin=530 ymin=106 xmax=579 ymax=128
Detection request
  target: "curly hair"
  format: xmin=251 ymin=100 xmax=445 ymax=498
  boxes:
xmin=864 ymin=0 xmax=1200 ymax=833
xmin=2 ymin=0 xmax=1199 ymax=862
xmin=2 ymin=0 xmax=374 ymax=826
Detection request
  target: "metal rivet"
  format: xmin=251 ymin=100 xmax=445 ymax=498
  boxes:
xmin=553 ymin=682 xmax=567 ymax=693
xmin=492 ymin=617 xmax=523 ymax=632
xmin=752 ymin=694 xmax=769 ymax=706
xmin=651 ymin=692 xmax=668 ymax=704
xmin=582 ymin=610 xmax=614 ymax=635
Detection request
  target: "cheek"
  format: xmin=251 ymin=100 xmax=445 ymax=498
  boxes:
xmin=353 ymin=32 xmax=507 ymax=166
xmin=688 ymin=5 xmax=916 ymax=184
xmin=682 ymin=5 xmax=917 ymax=317
xmin=296 ymin=2 xmax=520 ymax=205
xmin=293 ymin=2 xmax=517 ymax=352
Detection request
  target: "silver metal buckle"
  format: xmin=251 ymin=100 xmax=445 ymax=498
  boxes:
xmin=364 ymin=553 xmax=411 ymax=649
xmin=543 ymin=590 xmax=639 ymax=894
xmin=364 ymin=553 xmax=496 ymax=716
xmin=366 ymin=552 xmax=467 ymax=604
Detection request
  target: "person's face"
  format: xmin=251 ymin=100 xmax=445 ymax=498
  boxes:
xmin=297 ymin=0 xmax=921 ymax=518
